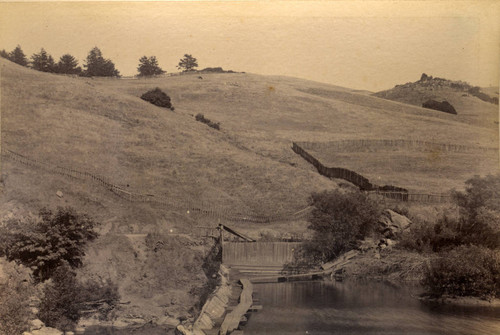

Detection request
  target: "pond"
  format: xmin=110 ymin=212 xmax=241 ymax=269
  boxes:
xmin=243 ymin=280 xmax=500 ymax=335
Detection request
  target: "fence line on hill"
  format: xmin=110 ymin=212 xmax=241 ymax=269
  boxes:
xmin=2 ymin=149 xmax=312 ymax=223
xmin=295 ymin=139 xmax=498 ymax=154
xmin=292 ymin=142 xmax=452 ymax=203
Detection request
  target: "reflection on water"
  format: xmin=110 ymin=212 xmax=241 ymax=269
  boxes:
xmin=245 ymin=280 xmax=500 ymax=335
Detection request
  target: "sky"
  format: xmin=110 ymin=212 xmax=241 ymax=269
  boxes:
xmin=0 ymin=1 xmax=499 ymax=91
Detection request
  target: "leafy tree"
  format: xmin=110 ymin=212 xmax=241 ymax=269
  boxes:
xmin=55 ymin=54 xmax=82 ymax=75
xmin=83 ymin=47 xmax=120 ymax=77
xmin=8 ymin=45 xmax=28 ymax=66
xmin=177 ymin=54 xmax=198 ymax=72
xmin=137 ymin=55 xmax=165 ymax=77
xmin=31 ymin=48 xmax=56 ymax=72
xmin=303 ymin=190 xmax=381 ymax=263
xmin=0 ymin=207 xmax=100 ymax=281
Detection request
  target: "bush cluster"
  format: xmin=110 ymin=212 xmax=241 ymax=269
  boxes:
xmin=39 ymin=265 xmax=119 ymax=331
xmin=0 ymin=207 xmax=120 ymax=332
xmin=399 ymin=174 xmax=500 ymax=298
xmin=0 ymin=261 xmax=34 ymax=335
xmin=300 ymin=190 xmax=381 ymax=264
xmin=422 ymin=245 xmax=499 ymax=299
xmin=195 ymin=113 xmax=220 ymax=130
xmin=140 ymin=88 xmax=173 ymax=109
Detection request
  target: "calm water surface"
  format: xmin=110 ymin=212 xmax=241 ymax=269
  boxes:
xmin=244 ymin=280 xmax=500 ymax=335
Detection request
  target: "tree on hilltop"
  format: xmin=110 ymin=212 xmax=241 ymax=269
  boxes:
xmin=137 ymin=55 xmax=165 ymax=77
xmin=0 ymin=49 xmax=9 ymax=59
xmin=8 ymin=45 xmax=28 ymax=66
xmin=55 ymin=54 xmax=82 ymax=75
xmin=83 ymin=47 xmax=120 ymax=77
xmin=177 ymin=54 xmax=198 ymax=72
xmin=31 ymin=48 xmax=56 ymax=73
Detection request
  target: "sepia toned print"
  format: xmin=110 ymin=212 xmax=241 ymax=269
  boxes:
xmin=0 ymin=1 xmax=498 ymax=334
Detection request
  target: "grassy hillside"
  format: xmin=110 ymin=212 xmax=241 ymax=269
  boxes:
xmin=1 ymin=59 xmax=498 ymax=325
xmin=373 ymin=75 xmax=499 ymax=128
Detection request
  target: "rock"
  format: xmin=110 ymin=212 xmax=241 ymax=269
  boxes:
xmin=378 ymin=209 xmax=411 ymax=238
xmin=176 ymin=324 xmax=193 ymax=335
xmin=29 ymin=319 xmax=44 ymax=331
xmin=156 ymin=316 xmax=179 ymax=327
xmin=66 ymin=332 xmax=74 ymax=335
xmin=74 ymin=327 xmax=86 ymax=335
xmin=31 ymin=327 xmax=63 ymax=335
xmin=56 ymin=191 xmax=63 ymax=198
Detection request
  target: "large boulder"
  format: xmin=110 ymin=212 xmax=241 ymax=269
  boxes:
xmin=378 ymin=209 xmax=411 ymax=238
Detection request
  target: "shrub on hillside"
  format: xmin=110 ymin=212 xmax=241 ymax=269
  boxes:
xmin=0 ymin=207 xmax=99 ymax=281
xmin=140 ymin=88 xmax=173 ymax=109
xmin=0 ymin=261 xmax=34 ymax=335
xmin=195 ymin=113 xmax=220 ymax=130
xmin=422 ymin=245 xmax=500 ymax=299
xmin=301 ymin=190 xmax=382 ymax=264
xmin=422 ymin=99 xmax=457 ymax=115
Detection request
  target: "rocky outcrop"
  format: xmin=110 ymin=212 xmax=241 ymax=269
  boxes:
xmin=378 ymin=209 xmax=411 ymax=238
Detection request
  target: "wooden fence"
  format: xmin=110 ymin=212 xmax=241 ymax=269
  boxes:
xmin=296 ymin=139 xmax=498 ymax=154
xmin=222 ymin=242 xmax=301 ymax=266
xmin=292 ymin=142 xmax=452 ymax=203
xmin=2 ymin=148 xmax=312 ymax=223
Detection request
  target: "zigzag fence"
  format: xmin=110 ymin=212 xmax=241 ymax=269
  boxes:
xmin=2 ymin=149 xmax=312 ymax=223
xmin=292 ymin=142 xmax=452 ymax=203
xmin=295 ymin=139 xmax=498 ymax=154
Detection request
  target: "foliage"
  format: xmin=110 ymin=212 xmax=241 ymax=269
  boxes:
xmin=195 ymin=113 xmax=220 ymax=130
xmin=422 ymin=245 xmax=500 ymax=299
xmin=55 ymin=54 xmax=82 ymax=75
xmin=303 ymin=190 xmax=381 ymax=264
xmin=140 ymin=87 xmax=173 ymax=109
xmin=39 ymin=265 xmax=120 ymax=331
xmin=0 ymin=207 xmax=99 ymax=281
xmin=83 ymin=47 xmax=120 ymax=77
xmin=177 ymin=54 xmax=198 ymax=72
xmin=399 ymin=174 xmax=500 ymax=252
xmin=137 ymin=56 xmax=165 ymax=77
xmin=8 ymin=45 xmax=28 ymax=66
xmin=30 ymin=48 xmax=56 ymax=73
xmin=0 ymin=261 xmax=34 ymax=335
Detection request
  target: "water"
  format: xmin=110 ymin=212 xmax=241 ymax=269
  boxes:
xmin=244 ymin=280 xmax=500 ymax=335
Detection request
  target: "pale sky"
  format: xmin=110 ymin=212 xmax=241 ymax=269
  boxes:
xmin=0 ymin=1 xmax=499 ymax=91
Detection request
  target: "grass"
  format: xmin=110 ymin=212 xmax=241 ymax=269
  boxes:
xmin=1 ymin=58 xmax=498 ymax=322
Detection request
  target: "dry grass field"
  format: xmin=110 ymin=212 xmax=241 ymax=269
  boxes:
xmin=1 ymin=58 xmax=498 ymax=322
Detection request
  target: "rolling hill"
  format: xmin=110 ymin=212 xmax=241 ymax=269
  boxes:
xmin=1 ymin=58 xmax=498 ymax=325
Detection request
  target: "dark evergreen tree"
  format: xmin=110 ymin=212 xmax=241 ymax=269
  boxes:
xmin=177 ymin=54 xmax=198 ymax=72
xmin=0 ymin=49 xmax=9 ymax=59
xmin=8 ymin=45 xmax=28 ymax=66
xmin=137 ymin=56 xmax=165 ymax=76
xmin=55 ymin=54 xmax=82 ymax=75
xmin=83 ymin=47 xmax=120 ymax=77
xmin=31 ymin=48 xmax=56 ymax=72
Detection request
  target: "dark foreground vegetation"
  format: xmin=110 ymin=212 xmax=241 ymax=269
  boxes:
xmin=0 ymin=207 xmax=120 ymax=333
xmin=295 ymin=174 xmax=500 ymax=300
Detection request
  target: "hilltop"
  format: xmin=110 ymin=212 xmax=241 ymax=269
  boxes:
xmin=373 ymin=73 xmax=499 ymax=121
